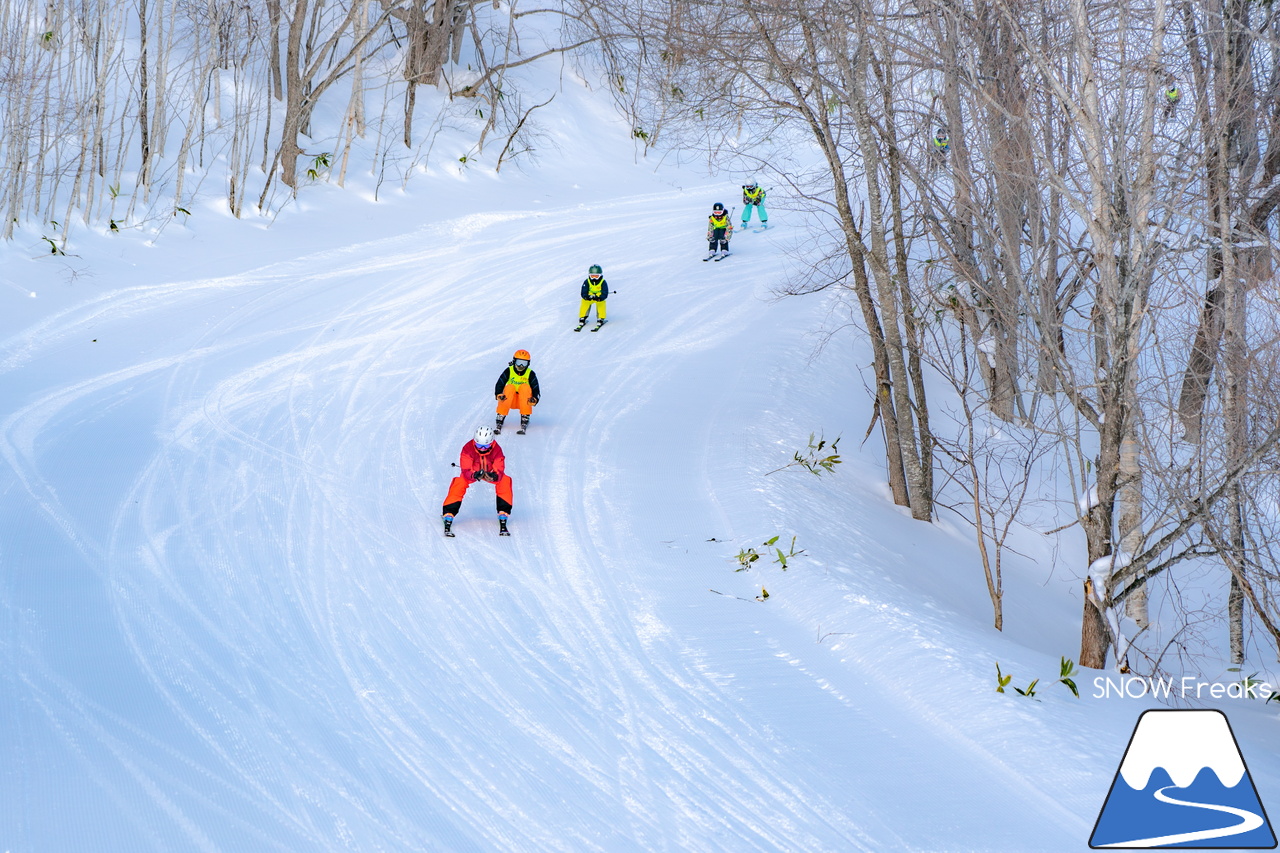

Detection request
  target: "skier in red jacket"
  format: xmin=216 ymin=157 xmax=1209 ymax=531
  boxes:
xmin=442 ymin=426 xmax=513 ymax=536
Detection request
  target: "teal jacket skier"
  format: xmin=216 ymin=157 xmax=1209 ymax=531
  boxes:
xmin=741 ymin=181 xmax=767 ymax=228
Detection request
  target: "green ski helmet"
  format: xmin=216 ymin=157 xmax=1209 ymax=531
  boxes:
xmin=588 ymin=264 xmax=603 ymax=275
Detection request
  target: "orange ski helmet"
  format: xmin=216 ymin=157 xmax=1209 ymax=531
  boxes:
xmin=513 ymin=349 xmax=531 ymax=361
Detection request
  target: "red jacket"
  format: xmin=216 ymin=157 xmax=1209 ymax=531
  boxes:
xmin=459 ymin=440 xmax=506 ymax=483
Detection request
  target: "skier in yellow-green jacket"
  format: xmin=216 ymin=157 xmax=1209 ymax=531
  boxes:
xmin=740 ymin=181 xmax=768 ymax=230
xmin=494 ymin=349 xmax=540 ymax=435
xmin=705 ymin=203 xmax=734 ymax=261
xmin=575 ymin=265 xmax=609 ymax=332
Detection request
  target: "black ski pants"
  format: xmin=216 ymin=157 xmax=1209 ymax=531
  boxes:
xmin=708 ymin=227 xmax=730 ymax=252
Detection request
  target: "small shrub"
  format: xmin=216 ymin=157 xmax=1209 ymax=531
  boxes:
xmin=764 ymin=535 xmax=806 ymax=570
xmin=306 ymin=152 xmax=332 ymax=180
xmin=766 ymin=433 xmax=842 ymax=477
xmin=996 ymin=663 xmax=1012 ymax=694
xmin=1058 ymin=657 xmax=1080 ymax=698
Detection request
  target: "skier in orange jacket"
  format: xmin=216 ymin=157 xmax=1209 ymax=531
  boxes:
xmin=442 ymin=426 xmax=513 ymax=536
xmin=494 ymin=348 xmax=541 ymax=435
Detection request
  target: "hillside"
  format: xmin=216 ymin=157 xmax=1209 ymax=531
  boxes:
xmin=3 ymin=68 xmax=1280 ymax=853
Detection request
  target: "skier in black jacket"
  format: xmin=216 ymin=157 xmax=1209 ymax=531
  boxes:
xmin=576 ymin=264 xmax=609 ymax=331
xmin=494 ymin=348 xmax=541 ymax=435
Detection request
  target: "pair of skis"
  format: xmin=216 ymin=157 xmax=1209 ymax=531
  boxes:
xmin=444 ymin=518 xmax=510 ymax=538
xmin=703 ymin=252 xmax=731 ymax=262
xmin=574 ymin=318 xmax=607 ymax=332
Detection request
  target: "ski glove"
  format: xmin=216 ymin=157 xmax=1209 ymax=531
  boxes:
xmin=497 ymin=394 xmax=506 ymax=401
xmin=531 ymin=397 xmax=539 ymax=406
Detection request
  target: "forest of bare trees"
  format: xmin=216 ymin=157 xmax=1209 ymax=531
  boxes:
xmin=0 ymin=0 xmax=582 ymax=243
xmin=576 ymin=0 xmax=1280 ymax=673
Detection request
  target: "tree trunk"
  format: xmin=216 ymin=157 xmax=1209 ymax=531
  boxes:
xmin=851 ymin=36 xmax=930 ymax=520
xmin=1081 ymin=497 xmax=1116 ymax=669
xmin=279 ymin=0 xmax=308 ymax=188
xmin=267 ymin=0 xmax=284 ymax=101
xmin=137 ymin=0 xmax=151 ymax=187
xmin=1177 ymin=285 xmax=1224 ymax=443
xmin=1120 ymin=414 xmax=1147 ymax=627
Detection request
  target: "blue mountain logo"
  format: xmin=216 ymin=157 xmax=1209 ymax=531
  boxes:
xmin=1091 ymin=709 xmax=1276 ymax=848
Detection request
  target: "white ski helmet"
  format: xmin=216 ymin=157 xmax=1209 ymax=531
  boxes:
xmin=474 ymin=426 xmax=495 ymax=447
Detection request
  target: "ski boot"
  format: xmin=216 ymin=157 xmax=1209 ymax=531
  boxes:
xmin=494 ymin=415 xmax=505 ymax=435
xmin=498 ymin=513 xmax=510 ymax=536
xmin=517 ymin=414 xmax=530 ymax=435
xmin=574 ymin=316 xmax=588 ymax=332
xmin=590 ymin=318 xmax=607 ymax=332
xmin=443 ymin=514 xmax=455 ymax=538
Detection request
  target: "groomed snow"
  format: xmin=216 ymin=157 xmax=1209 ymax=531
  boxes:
xmin=3 ymin=75 xmax=1279 ymax=853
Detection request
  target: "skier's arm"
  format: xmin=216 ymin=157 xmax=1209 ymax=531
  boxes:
xmin=581 ymin=280 xmax=590 ymax=299
xmin=495 ymin=370 xmax=509 ymax=397
xmin=529 ymin=371 xmax=541 ymax=401
xmin=460 ymin=445 xmax=482 ymax=481
xmin=600 ymin=280 xmax=609 ymax=300
xmin=491 ymin=446 xmax=506 ymax=478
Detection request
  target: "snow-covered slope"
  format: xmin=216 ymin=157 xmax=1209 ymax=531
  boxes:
xmin=3 ymin=77 xmax=1280 ymax=853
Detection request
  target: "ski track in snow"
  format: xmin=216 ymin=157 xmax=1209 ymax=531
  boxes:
xmin=2 ymin=190 xmax=1087 ymax=851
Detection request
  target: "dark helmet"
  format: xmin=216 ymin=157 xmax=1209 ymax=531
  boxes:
xmin=712 ymin=202 xmax=725 ymax=212
xmin=588 ymin=264 xmax=603 ymax=275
